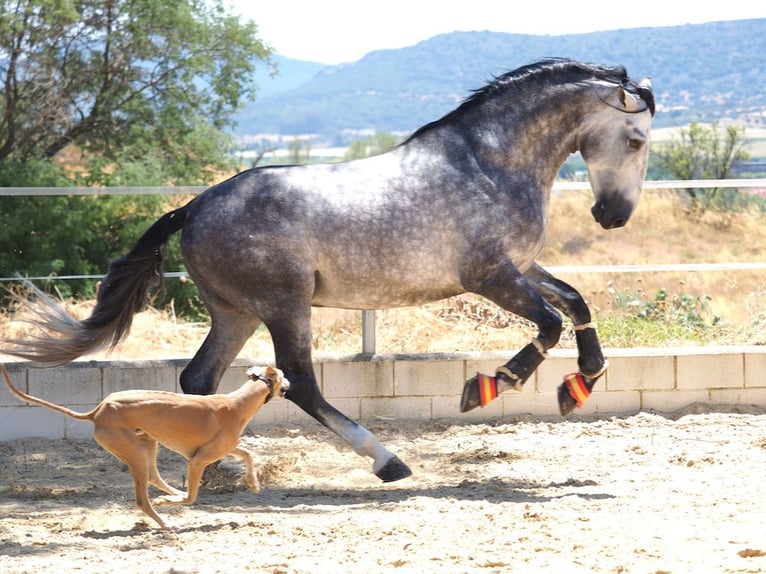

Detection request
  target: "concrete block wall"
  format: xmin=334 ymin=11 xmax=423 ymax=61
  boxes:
xmin=2 ymin=346 xmax=766 ymax=441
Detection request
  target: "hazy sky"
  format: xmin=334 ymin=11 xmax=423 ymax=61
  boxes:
xmin=229 ymin=1 xmax=765 ymax=64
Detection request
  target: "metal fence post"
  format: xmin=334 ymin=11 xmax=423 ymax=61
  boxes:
xmin=361 ymin=310 xmax=376 ymax=354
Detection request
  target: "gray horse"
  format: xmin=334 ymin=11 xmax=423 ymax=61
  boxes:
xmin=5 ymin=58 xmax=654 ymax=482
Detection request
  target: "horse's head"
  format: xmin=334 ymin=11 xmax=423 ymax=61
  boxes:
xmin=578 ymin=79 xmax=654 ymax=229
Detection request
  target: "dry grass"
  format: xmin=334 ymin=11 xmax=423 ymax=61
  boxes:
xmin=2 ymin=189 xmax=766 ymax=361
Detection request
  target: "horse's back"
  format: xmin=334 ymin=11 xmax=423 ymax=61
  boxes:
xmin=179 ymin=156 xmax=470 ymax=309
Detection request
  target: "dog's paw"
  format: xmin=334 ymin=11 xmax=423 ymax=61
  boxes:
xmin=153 ymin=494 xmax=187 ymax=507
xmin=245 ymin=475 xmax=261 ymax=493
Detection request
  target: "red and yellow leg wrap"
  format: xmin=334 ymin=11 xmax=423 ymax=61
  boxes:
xmin=477 ymin=373 xmax=498 ymax=407
xmin=563 ymin=372 xmax=590 ymax=408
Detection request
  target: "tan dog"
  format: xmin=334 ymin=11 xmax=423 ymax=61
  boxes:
xmin=2 ymin=364 xmax=289 ymax=530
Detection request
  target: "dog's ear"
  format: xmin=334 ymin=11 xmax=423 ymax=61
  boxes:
xmin=264 ymin=366 xmax=283 ymax=381
xmin=263 ymin=365 xmax=285 ymax=381
xmin=247 ymin=365 xmax=288 ymax=394
xmin=266 ymin=366 xmax=290 ymax=395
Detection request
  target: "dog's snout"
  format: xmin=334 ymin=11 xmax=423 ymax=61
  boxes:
xmin=278 ymin=377 xmax=291 ymax=396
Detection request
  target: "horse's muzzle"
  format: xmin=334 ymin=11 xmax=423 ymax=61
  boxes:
xmin=591 ymin=199 xmax=631 ymax=229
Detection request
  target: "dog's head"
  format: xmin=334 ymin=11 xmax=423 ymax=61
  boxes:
xmin=246 ymin=365 xmax=290 ymax=402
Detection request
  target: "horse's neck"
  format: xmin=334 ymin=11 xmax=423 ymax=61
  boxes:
xmin=459 ymin=99 xmax=583 ymax=186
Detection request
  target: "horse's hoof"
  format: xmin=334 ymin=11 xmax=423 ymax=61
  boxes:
xmin=375 ymin=455 xmax=412 ymax=482
xmin=557 ymin=382 xmax=578 ymax=416
xmin=459 ymin=375 xmax=481 ymax=412
xmin=558 ymin=372 xmax=598 ymax=416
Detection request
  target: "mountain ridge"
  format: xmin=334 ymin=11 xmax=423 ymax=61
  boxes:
xmin=239 ymin=18 xmax=766 ymax=143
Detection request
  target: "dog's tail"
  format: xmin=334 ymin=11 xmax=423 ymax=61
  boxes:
xmin=2 ymin=203 xmax=190 ymax=365
xmin=2 ymin=365 xmax=96 ymax=421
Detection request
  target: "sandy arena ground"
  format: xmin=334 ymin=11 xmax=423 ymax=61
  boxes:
xmin=2 ymin=405 xmax=766 ymax=573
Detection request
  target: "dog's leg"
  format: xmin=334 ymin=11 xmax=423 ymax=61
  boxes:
xmin=154 ymin=456 xmax=209 ymax=507
xmin=127 ymin=460 xmax=171 ymax=530
xmin=146 ymin=440 xmax=185 ymax=497
xmin=230 ymin=446 xmax=260 ymax=493
xmin=155 ymin=445 xmax=260 ymax=508
xmin=96 ymin=428 xmax=171 ymax=530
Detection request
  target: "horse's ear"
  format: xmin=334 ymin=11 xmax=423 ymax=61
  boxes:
xmin=617 ymin=85 xmax=642 ymax=112
xmin=617 ymin=85 xmax=627 ymax=107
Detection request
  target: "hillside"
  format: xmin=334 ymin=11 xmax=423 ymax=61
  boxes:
xmin=236 ymin=18 xmax=766 ymax=143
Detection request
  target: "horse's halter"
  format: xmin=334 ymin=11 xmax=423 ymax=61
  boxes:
xmin=592 ymin=79 xmax=655 ymax=117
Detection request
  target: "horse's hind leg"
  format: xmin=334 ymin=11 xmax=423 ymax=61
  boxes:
xmin=265 ymin=307 xmax=412 ymax=482
xmin=179 ymin=305 xmax=262 ymax=395
xmin=524 ymin=263 xmax=607 ymax=415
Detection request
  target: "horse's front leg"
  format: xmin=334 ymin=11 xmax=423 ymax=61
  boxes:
xmin=460 ymin=260 xmax=563 ymax=412
xmin=524 ymin=263 xmax=607 ymax=415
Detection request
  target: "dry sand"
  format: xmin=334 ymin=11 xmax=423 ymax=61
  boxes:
xmin=2 ymin=408 xmax=766 ymax=573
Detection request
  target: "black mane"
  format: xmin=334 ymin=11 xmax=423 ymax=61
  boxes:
xmin=404 ymin=58 xmax=655 ymax=143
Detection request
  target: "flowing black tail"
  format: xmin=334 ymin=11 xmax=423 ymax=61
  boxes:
xmin=3 ymin=204 xmax=190 ymax=364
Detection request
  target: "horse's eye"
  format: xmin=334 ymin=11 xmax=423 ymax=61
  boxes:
xmin=627 ymin=138 xmax=643 ymax=150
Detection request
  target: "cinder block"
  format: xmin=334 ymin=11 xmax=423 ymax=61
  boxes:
xmin=641 ymin=389 xmax=711 ymax=413
xmin=677 ymin=352 xmax=743 ymax=390
xmin=323 ymin=359 xmax=394 ymax=398
xmin=605 ymin=355 xmax=675 ymax=391
xmin=218 ymin=364 xmax=251 ymax=394
xmin=465 ymin=358 xmax=503 ymax=380
xmin=431 ymin=395 xmax=461 ymax=419
xmin=582 ymin=390 xmax=641 ymax=415
xmin=0 ymin=365 xmax=27 ymax=406
xmin=28 ymin=365 xmax=102 ymax=405
xmin=332 ymin=397 xmax=364 ymax=420
xmin=536 ymin=353 xmax=579 ymax=393
xmin=503 ymin=391 xmax=561 ymax=418
xmin=744 ymin=352 xmax=766 ymax=389
xmin=65 ymin=416 xmax=95 ymax=439
xmin=465 ymin=357 xmax=543 ymax=393
xmin=103 ymin=364 xmax=176 ymax=394
xmin=314 ymin=361 xmax=324 ymax=393
xmin=286 ymin=401 xmax=318 ymax=423
xmin=393 ymin=359 xmax=463 ymax=396
xmin=0 ymin=405 xmax=66 ymax=440
xmin=432 ymin=394 xmax=502 ymax=421
xmin=248 ymin=398 xmax=291 ymax=426
xmin=710 ymin=387 xmax=766 ymax=407
xmin=285 ymin=397 xmax=361 ymax=424
xmin=360 ymin=396 xmax=431 ymax=420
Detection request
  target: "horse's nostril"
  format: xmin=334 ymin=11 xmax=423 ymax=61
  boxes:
xmin=610 ymin=218 xmax=627 ymax=229
xmin=591 ymin=202 xmax=604 ymax=222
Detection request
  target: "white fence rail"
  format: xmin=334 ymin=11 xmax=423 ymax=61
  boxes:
xmin=1 ymin=178 xmax=764 ymax=196
xmin=2 ymin=179 xmax=765 ymax=353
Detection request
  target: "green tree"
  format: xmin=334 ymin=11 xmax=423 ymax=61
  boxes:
xmin=0 ymin=159 xmax=169 ymax=300
xmin=652 ymin=121 xmax=750 ymax=210
xmin=0 ymin=0 xmax=272 ymax=181
xmin=0 ymin=1 xmax=273 ymax=315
